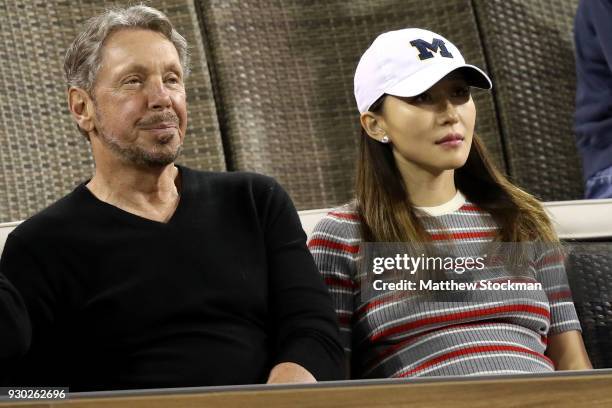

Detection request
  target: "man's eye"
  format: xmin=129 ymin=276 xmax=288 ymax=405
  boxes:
xmin=124 ymin=78 xmax=141 ymax=85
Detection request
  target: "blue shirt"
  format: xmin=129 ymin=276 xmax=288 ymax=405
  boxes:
xmin=574 ymin=0 xmax=612 ymax=179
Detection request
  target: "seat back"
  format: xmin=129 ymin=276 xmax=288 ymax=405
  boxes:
xmin=565 ymin=244 xmax=612 ymax=368
xmin=196 ymin=0 xmax=504 ymax=209
xmin=0 ymin=221 xmax=19 ymax=257
xmin=472 ymin=0 xmax=583 ymax=200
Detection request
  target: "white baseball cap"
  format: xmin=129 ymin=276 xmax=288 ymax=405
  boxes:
xmin=354 ymin=28 xmax=492 ymax=113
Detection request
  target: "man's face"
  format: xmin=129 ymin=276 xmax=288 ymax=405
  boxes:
xmin=90 ymin=28 xmax=187 ymax=167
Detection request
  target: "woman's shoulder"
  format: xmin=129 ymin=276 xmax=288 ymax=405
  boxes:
xmin=325 ymin=201 xmax=360 ymax=221
xmin=308 ymin=203 xmax=362 ymax=259
xmin=319 ymin=201 xmax=360 ymax=224
xmin=310 ymin=201 xmax=362 ymax=241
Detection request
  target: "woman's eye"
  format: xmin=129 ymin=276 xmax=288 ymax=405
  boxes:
xmin=413 ymin=92 xmax=431 ymax=103
xmin=453 ymin=86 xmax=471 ymax=98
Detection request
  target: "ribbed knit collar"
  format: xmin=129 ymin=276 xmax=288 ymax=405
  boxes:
xmin=415 ymin=190 xmax=466 ymax=217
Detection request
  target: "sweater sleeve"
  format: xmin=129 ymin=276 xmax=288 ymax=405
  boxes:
xmin=0 ymin=269 xmax=31 ymax=360
xmin=307 ymin=209 xmax=360 ymax=359
xmin=262 ymin=181 xmax=345 ymax=381
xmin=534 ymin=246 xmax=582 ymax=336
xmin=0 ymin=232 xmax=69 ymax=386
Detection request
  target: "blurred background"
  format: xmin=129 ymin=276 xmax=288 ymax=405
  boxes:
xmin=0 ymin=0 xmax=584 ymax=222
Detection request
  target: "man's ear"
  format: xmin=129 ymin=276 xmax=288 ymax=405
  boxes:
xmin=68 ymin=87 xmax=95 ymax=135
xmin=360 ymin=111 xmax=388 ymax=143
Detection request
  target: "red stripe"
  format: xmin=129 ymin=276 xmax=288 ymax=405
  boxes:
xmin=308 ymin=238 xmax=359 ymax=254
xmin=356 ymin=292 xmax=411 ymax=316
xmin=355 ymin=277 xmax=541 ymax=318
xmin=397 ymin=344 xmax=552 ymax=377
xmin=484 ymin=256 xmax=561 ymax=269
xmin=371 ymin=304 xmax=550 ymax=342
xmin=356 ymin=297 xmax=388 ymax=316
xmin=459 ymin=204 xmax=482 ymax=212
xmin=370 ymin=321 xmax=497 ymax=366
xmin=324 ymin=276 xmax=357 ymax=290
xmin=536 ymin=253 xmax=566 ymax=267
xmin=487 ymin=277 xmax=537 ymax=284
xmin=430 ymin=230 xmax=496 ymax=241
xmin=370 ymin=320 xmax=551 ymax=369
xmin=547 ymin=290 xmax=573 ymax=302
xmin=329 ymin=211 xmax=360 ymax=221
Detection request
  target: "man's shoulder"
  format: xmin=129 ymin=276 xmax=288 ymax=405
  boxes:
xmin=184 ymin=167 xmax=280 ymax=195
xmin=10 ymin=186 xmax=85 ymax=242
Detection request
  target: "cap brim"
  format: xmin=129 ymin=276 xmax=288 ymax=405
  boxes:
xmin=386 ymin=63 xmax=492 ymax=98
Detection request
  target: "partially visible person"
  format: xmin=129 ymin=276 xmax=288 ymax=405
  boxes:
xmin=309 ymin=28 xmax=592 ymax=379
xmin=0 ymin=5 xmax=343 ymax=390
xmin=574 ymin=0 xmax=612 ymax=198
xmin=0 ymin=272 xmax=30 ymax=361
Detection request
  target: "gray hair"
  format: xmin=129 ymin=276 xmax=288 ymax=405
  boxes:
xmin=64 ymin=4 xmax=190 ymax=93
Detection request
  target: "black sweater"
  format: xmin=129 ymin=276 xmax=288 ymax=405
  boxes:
xmin=0 ymin=272 xmax=31 ymax=359
xmin=0 ymin=167 xmax=344 ymax=390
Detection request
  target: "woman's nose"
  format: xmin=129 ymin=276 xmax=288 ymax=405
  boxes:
xmin=438 ymin=98 xmax=460 ymax=125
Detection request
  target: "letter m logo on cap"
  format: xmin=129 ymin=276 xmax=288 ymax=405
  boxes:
xmin=409 ymin=38 xmax=453 ymax=60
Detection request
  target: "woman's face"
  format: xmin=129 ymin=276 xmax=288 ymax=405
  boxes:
xmin=377 ymin=72 xmax=476 ymax=175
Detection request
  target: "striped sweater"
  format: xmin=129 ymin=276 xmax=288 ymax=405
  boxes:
xmin=308 ymin=192 xmax=582 ymax=378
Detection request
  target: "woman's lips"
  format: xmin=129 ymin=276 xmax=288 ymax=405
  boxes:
xmin=435 ymin=133 xmax=464 ymax=147
xmin=437 ymin=139 xmax=463 ymax=147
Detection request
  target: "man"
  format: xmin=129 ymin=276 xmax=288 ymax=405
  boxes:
xmin=0 ymin=272 xmax=30 ymax=361
xmin=0 ymin=5 xmax=343 ymax=390
xmin=574 ymin=0 xmax=612 ymax=198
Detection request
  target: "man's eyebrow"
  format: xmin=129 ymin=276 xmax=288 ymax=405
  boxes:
xmin=115 ymin=63 xmax=183 ymax=76
xmin=165 ymin=63 xmax=183 ymax=75
xmin=113 ymin=64 xmax=147 ymax=78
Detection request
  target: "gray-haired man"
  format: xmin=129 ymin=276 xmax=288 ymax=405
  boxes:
xmin=0 ymin=5 xmax=343 ymax=390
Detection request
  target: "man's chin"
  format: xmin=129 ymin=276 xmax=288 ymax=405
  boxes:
xmin=140 ymin=156 xmax=177 ymax=167
xmin=152 ymin=130 xmax=179 ymax=145
xmin=142 ymin=150 xmax=182 ymax=167
xmin=120 ymin=145 xmax=183 ymax=168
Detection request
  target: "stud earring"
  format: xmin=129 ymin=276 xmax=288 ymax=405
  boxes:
xmin=381 ymin=135 xmax=389 ymax=144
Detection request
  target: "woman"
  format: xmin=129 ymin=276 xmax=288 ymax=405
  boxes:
xmin=308 ymin=28 xmax=592 ymax=378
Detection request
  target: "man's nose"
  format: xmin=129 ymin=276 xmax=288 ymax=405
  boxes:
xmin=147 ymin=79 xmax=172 ymax=110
